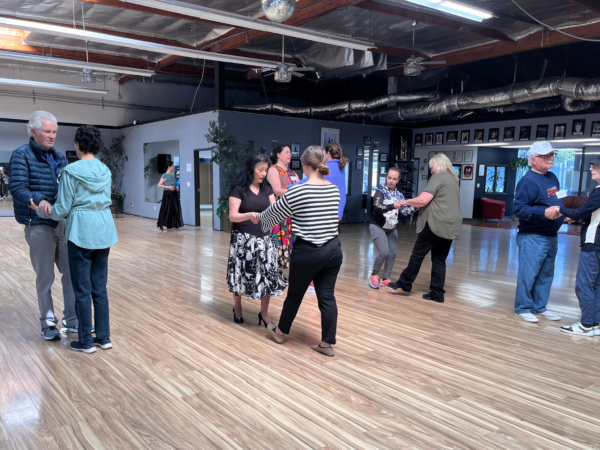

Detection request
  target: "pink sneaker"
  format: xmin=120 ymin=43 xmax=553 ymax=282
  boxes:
xmin=369 ymin=274 xmax=380 ymax=289
xmin=380 ymin=278 xmax=391 ymax=289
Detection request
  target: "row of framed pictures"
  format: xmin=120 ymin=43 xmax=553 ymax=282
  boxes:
xmin=415 ymin=119 xmax=600 ymax=146
xmin=428 ymin=150 xmax=474 ymax=163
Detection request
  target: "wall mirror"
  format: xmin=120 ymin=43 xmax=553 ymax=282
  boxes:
xmin=143 ymin=139 xmax=180 ymax=203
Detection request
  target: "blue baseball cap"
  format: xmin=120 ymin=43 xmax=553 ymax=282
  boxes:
xmin=528 ymin=141 xmax=554 ymax=156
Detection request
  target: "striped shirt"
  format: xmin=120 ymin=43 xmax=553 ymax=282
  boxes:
xmin=260 ymin=183 xmax=340 ymax=245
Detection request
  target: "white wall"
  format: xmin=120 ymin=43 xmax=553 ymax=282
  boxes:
xmin=119 ymin=111 xmax=219 ymax=226
xmin=143 ymin=139 xmax=180 ymax=204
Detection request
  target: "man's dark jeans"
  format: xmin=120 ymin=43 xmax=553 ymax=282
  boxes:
xmin=67 ymin=242 xmax=110 ymax=344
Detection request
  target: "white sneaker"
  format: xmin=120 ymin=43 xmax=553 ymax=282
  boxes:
xmin=594 ymin=325 xmax=600 ymax=336
xmin=538 ymin=310 xmax=561 ymax=321
xmin=514 ymin=312 xmax=539 ymax=323
xmin=561 ymin=322 xmax=595 ymax=336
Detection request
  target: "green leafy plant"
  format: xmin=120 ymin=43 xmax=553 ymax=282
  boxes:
xmin=143 ymin=162 xmax=152 ymax=179
xmin=510 ymin=156 xmax=529 ymax=172
xmin=206 ymin=121 xmax=253 ymax=221
xmin=99 ymin=135 xmax=128 ymax=190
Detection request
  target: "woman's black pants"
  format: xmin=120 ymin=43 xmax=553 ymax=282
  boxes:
xmin=396 ymin=223 xmax=453 ymax=301
xmin=277 ymin=237 xmax=343 ymax=344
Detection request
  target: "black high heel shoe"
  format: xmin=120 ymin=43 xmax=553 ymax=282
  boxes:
xmin=258 ymin=312 xmax=276 ymax=330
xmin=233 ymin=307 xmax=244 ymax=324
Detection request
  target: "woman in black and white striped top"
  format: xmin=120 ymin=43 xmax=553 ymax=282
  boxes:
xmin=256 ymin=145 xmax=343 ymax=357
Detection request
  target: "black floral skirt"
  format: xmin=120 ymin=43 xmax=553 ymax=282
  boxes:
xmin=227 ymin=230 xmax=287 ymax=300
xmin=157 ymin=190 xmax=184 ymax=230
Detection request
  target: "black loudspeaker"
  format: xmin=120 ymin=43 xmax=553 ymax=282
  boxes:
xmin=66 ymin=151 xmax=78 ymax=164
xmin=157 ymin=154 xmax=172 ymax=172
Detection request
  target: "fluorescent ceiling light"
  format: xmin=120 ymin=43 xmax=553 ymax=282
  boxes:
xmin=0 ymin=17 xmax=280 ymax=69
xmin=404 ymin=0 xmax=492 ymax=22
xmin=465 ymin=142 xmax=510 ymax=146
xmin=120 ymin=0 xmax=375 ymax=51
xmin=0 ymin=51 xmax=154 ymax=77
xmin=0 ymin=77 xmax=108 ymax=94
xmin=440 ymin=1 xmax=493 ymax=19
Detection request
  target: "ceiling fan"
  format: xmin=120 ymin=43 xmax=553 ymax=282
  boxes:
xmin=70 ymin=68 xmax=112 ymax=83
xmin=253 ymin=36 xmax=315 ymax=83
xmin=391 ymin=21 xmax=446 ymax=76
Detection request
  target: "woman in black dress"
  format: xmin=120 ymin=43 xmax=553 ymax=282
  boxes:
xmin=157 ymin=161 xmax=184 ymax=231
xmin=227 ymin=153 xmax=286 ymax=328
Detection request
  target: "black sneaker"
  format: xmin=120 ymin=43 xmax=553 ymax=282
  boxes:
xmin=387 ymin=281 xmax=411 ymax=293
xmin=93 ymin=337 xmax=113 ymax=350
xmin=41 ymin=326 xmax=60 ymax=341
xmin=69 ymin=341 xmax=96 ymax=354
xmin=423 ymin=293 xmax=444 ymax=303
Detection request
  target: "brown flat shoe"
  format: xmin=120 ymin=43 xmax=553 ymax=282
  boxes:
xmin=311 ymin=344 xmax=334 ymax=357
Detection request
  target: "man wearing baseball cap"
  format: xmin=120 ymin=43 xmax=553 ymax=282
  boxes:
xmin=512 ymin=141 xmax=564 ymax=323
xmin=554 ymin=158 xmax=600 ymax=336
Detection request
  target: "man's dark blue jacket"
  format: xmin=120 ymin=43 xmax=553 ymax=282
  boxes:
xmin=9 ymin=138 xmax=68 ymax=228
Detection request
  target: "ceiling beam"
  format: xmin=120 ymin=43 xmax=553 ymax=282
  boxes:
xmin=355 ymin=1 xmax=513 ymax=42
xmin=209 ymin=0 xmax=367 ymax=53
xmin=386 ymin=20 xmax=600 ymax=76
xmin=77 ymin=0 xmax=226 ymax=26
xmin=373 ymin=44 xmax=427 ymax=59
xmin=0 ymin=35 xmax=151 ymax=69
xmin=563 ymin=0 xmax=600 ymax=14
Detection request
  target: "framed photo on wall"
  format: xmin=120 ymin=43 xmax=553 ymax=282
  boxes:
xmin=321 ymin=128 xmax=340 ymax=148
xmin=447 ymin=131 xmax=458 ymax=142
xmin=435 ymin=132 xmax=443 ymax=145
xmin=373 ymin=142 xmax=379 ymax=150
xmin=272 ymin=140 xmax=278 ymax=149
xmin=380 ymin=166 xmax=387 ymax=175
xmin=363 ymin=136 xmax=371 ymax=145
xmin=554 ymin=123 xmax=566 ymax=139
xmin=426 ymin=133 xmax=434 ymax=146
xmin=463 ymin=165 xmax=474 ymax=180
xmin=290 ymin=159 xmax=301 ymax=170
xmin=536 ymin=125 xmax=548 ymax=140
xmin=415 ymin=134 xmax=423 ymax=146
xmin=573 ymin=119 xmax=585 ymax=135
xmin=474 ymin=129 xmax=484 ymax=143
xmin=454 ymin=150 xmax=463 ymax=162
xmin=379 ymin=177 xmax=386 ymax=186
xmin=380 ymin=153 xmax=388 ymax=162
xmin=357 ymin=146 xmax=363 ymax=156
xmin=291 ymin=142 xmax=300 ymax=157
xmin=519 ymin=126 xmax=531 ymax=141
xmin=429 ymin=151 xmax=435 ymax=159
xmin=503 ymin=127 xmax=515 ymax=142
xmin=464 ymin=150 xmax=473 ymax=162
xmin=488 ymin=128 xmax=499 ymax=142
xmin=592 ymin=121 xmax=600 ymax=138
xmin=460 ymin=130 xmax=470 ymax=144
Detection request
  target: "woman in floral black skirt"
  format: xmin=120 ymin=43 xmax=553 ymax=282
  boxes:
xmin=227 ymin=153 xmax=286 ymax=328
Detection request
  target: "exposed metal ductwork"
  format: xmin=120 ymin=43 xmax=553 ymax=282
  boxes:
xmin=233 ymin=92 xmax=439 ymax=116
xmin=234 ymin=77 xmax=600 ymax=122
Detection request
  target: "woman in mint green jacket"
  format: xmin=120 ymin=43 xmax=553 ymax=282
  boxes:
xmin=33 ymin=125 xmax=117 ymax=354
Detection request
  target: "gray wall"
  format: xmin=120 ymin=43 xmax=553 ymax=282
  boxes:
xmin=220 ymin=110 xmax=393 ymax=223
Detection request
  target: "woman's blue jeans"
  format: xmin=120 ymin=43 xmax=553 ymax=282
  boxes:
xmin=514 ymin=233 xmax=558 ymax=314
xmin=67 ymin=242 xmax=111 ymax=344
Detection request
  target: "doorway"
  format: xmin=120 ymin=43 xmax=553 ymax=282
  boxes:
xmin=194 ymin=149 xmax=214 ymax=226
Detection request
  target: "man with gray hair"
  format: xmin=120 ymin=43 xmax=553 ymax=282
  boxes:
xmin=9 ymin=111 xmax=77 ymax=340
xmin=513 ymin=141 xmax=564 ymax=323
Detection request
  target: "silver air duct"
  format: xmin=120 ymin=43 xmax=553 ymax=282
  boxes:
xmin=234 ymin=77 xmax=599 ymax=122
xmin=233 ymin=92 xmax=439 ymax=115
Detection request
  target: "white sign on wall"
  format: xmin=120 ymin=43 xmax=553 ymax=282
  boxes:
xmin=186 ymin=163 xmax=192 ymax=172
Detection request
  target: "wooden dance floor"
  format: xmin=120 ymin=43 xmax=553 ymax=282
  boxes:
xmin=0 ymin=215 xmax=599 ymax=449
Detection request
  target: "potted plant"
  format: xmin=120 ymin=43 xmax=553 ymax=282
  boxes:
xmin=99 ymin=136 xmax=128 ymax=216
xmin=206 ymin=121 xmax=253 ymax=232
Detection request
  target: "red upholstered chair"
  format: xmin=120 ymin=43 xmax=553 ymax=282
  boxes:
xmin=562 ymin=196 xmax=589 ymax=223
xmin=481 ymin=197 xmax=506 ymax=226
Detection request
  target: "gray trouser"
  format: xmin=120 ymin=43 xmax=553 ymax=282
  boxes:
xmin=370 ymin=224 xmax=398 ymax=279
xmin=24 ymin=222 xmax=77 ymax=328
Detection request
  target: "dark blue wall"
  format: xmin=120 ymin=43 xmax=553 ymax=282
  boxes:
xmin=219 ymin=111 xmax=393 ymax=223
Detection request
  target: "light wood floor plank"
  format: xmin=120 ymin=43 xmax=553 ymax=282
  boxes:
xmin=1 ymin=215 xmax=599 ymax=449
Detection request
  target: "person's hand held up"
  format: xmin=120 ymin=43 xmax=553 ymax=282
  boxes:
xmin=39 ymin=199 xmax=52 ymax=215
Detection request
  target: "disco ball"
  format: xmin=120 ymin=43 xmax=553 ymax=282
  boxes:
xmin=261 ymin=0 xmax=296 ymax=23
